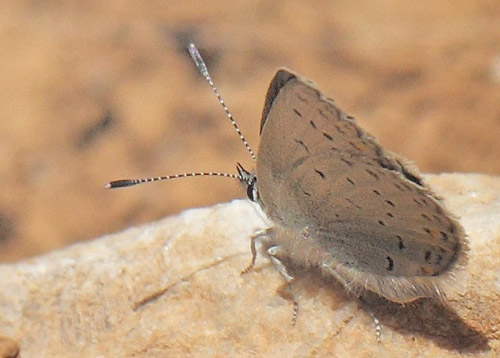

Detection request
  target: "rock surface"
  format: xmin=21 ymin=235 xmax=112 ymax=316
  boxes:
xmin=0 ymin=173 xmax=499 ymax=357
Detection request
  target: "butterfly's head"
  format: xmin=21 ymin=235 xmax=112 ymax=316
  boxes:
xmin=236 ymin=163 xmax=259 ymax=203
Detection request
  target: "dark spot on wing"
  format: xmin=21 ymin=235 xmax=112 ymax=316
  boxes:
xmin=302 ymin=190 xmax=312 ymax=197
xmin=345 ymin=198 xmax=361 ymax=209
xmin=385 ymin=200 xmax=395 ymax=207
xmin=346 ymin=177 xmax=355 ymax=185
xmin=310 ymin=120 xmax=317 ymax=129
xmin=293 ymin=108 xmax=302 ymax=117
xmin=440 ymin=231 xmax=448 ymax=241
xmin=373 ymin=189 xmax=381 ymax=196
xmin=365 ymin=168 xmax=380 ymax=180
xmin=334 ymin=125 xmax=346 ymax=134
xmin=386 ymin=256 xmax=394 ymax=271
xmin=323 ymin=132 xmax=334 ymax=141
xmin=349 ymin=141 xmax=362 ymax=151
xmin=344 ymin=260 xmax=355 ymax=268
xmin=341 ymin=158 xmax=354 ymax=167
xmin=397 ymin=235 xmax=406 ymax=250
xmin=387 ymin=212 xmax=394 ymax=218
xmin=378 ymin=220 xmax=386 ymax=226
xmin=318 ymin=109 xmax=329 ymax=120
xmin=421 ymin=213 xmax=432 ymax=222
xmin=425 ymin=251 xmax=432 ymax=263
xmin=402 ymin=182 xmax=413 ymax=191
xmin=294 ymin=139 xmax=310 ymax=154
xmin=393 ymin=182 xmax=405 ymax=192
xmin=314 ymin=169 xmax=326 ymax=179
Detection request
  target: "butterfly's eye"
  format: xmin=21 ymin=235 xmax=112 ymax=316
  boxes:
xmin=246 ymin=184 xmax=254 ymax=201
xmin=246 ymin=178 xmax=259 ymax=202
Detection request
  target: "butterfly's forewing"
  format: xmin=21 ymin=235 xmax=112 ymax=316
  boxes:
xmin=256 ymin=69 xmax=467 ymax=302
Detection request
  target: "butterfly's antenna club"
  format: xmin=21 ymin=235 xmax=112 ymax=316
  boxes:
xmin=106 ymin=172 xmax=239 ymax=189
xmin=188 ymin=43 xmax=257 ymax=161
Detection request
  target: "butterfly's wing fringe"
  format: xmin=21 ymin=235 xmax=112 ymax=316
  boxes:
xmin=323 ymin=216 xmax=468 ymax=304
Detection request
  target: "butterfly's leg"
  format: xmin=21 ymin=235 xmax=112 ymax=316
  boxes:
xmin=267 ymin=245 xmax=299 ymax=324
xmin=358 ymin=296 xmax=382 ymax=342
xmin=370 ymin=310 xmax=382 ymax=343
xmin=241 ymin=229 xmax=272 ymax=275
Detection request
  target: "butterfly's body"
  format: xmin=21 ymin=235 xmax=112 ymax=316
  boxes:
xmin=108 ymin=45 xmax=468 ymax=322
xmin=245 ymin=69 xmax=467 ymax=304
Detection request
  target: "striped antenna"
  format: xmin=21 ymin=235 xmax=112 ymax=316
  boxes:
xmin=188 ymin=43 xmax=256 ymax=161
xmin=106 ymin=172 xmax=239 ymax=189
xmin=106 ymin=43 xmax=252 ymax=190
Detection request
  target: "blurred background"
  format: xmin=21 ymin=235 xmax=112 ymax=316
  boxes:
xmin=1 ymin=1 xmax=499 ymax=262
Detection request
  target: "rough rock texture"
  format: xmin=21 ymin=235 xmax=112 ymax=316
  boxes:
xmin=0 ymin=173 xmax=499 ymax=357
